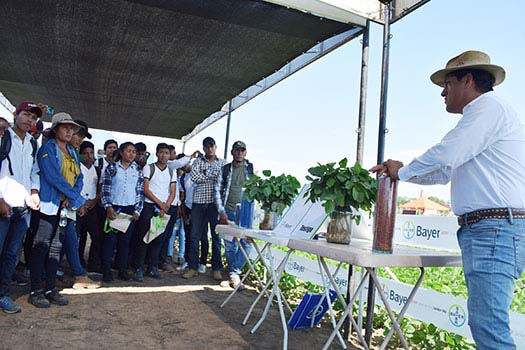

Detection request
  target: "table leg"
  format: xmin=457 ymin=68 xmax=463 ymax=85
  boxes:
xmin=316 ymin=257 xmax=347 ymax=349
xmin=243 ymin=244 xmax=291 ymax=326
xmin=250 ymin=249 xmax=293 ymax=350
xmin=221 ymin=237 xmax=270 ymax=308
xmin=379 ymin=267 xmax=425 ymax=350
xmin=322 ymin=269 xmax=370 ymax=350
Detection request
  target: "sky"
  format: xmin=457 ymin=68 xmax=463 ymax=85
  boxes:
xmin=2 ymin=0 xmax=524 ymax=203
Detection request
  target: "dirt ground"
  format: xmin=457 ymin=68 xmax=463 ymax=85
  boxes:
xmin=0 ymin=268 xmax=383 ymax=350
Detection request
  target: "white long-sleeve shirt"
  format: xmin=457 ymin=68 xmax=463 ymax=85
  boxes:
xmin=0 ymin=127 xmax=40 ymax=207
xmin=398 ymin=91 xmax=525 ymax=215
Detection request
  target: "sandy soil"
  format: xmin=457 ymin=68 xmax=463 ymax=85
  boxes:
xmin=0 ymin=269 xmax=383 ymax=350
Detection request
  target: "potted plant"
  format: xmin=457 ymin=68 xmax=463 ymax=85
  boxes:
xmin=244 ymin=170 xmax=301 ymax=230
xmin=305 ymin=158 xmax=377 ymax=244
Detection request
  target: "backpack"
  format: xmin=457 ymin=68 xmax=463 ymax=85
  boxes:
xmin=148 ymin=163 xmax=173 ymax=182
xmin=0 ymin=130 xmax=38 ymax=175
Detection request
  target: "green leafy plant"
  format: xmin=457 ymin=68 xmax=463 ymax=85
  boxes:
xmin=243 ymin=170 xmax=301 ymax=216
xmin=305 ymin=158 xmax=377 ymax=224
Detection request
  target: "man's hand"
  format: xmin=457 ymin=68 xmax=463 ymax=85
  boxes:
xmin=62 ymin=199 xmax=70 ymax=208
xmin=160 ymin=202 xmax=170 ymax=213
xmin=85 ymin=199 xmax=97 ymax=210
xmin=132 ymin=211 xmax=140 ymax=221
xmin=191 ymin=150 xmax=201 ymax=158
xmin=78 ymin=205 xmax=87 ymax=217
xmin=107 ymin=207 xmax=116 ymax=220
xmin=0 ymin=198 xmax=12 ymax=218
xmin=369 ymin=159 xmax=404 ymax=180
xmin=219 ymin=212 xmax=228 ymax=225
xmin=28 ymin=190 xmax=40 ymax=210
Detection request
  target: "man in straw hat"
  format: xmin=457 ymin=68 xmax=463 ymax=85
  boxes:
xmin=371 ymin=50 xmax=525 ymax=349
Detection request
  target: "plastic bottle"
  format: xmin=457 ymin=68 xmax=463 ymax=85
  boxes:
xmin=59 ymin=208 xmax=68 ymax=227
xmin=372 ymin=175 xmax=398 ymax=253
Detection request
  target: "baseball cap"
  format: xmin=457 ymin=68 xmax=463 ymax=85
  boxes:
xmin=202 ymin=136 xmax=216 ymax=147
xmin=74 ymin=119 xmax=92 ymax=139
xmin=231 ymin=140 xmax=247 ymax=151
xmin=15 ymin=102 xmax=42 ymax=118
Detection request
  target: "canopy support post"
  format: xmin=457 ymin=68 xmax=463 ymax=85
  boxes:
xmin=365 ymin=1 xmax=392 ymax=347
xmin=224 ymin=100 xmax=233 ymax=160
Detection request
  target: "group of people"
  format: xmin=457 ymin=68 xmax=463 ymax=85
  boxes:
xmin=0 ymin=105 xmax=254 ymax=314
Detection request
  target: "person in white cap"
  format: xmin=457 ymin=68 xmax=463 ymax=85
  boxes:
xmin=371 ymin=50 xmax=525 ymax=350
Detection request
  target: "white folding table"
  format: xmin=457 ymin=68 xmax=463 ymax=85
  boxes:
xmin=287 ymin=238 xmax=462 ymax=350
xmin=217 ymin=225 xmax=297 ymax=350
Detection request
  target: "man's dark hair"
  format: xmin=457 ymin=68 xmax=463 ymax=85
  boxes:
xmin=448 ymin=68 xmax=495 ymax=93
xmin=176 ymin=153 xmax=186 ymax=159
xmin=167 ymin=144 xmax=175 ymax=152
xmin=134 ymin=142 xmax=147 ymax=153
xmin=104 ymin=139 xmax=118 ymax=151
xmin=156 ymin=142 xmax=169 ymax=153
xmin=80 ymin=141 xmax=95 ymax=154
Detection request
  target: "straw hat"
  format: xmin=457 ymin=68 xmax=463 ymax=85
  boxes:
xmin=430 ymin=50 xmax=505 ymax=87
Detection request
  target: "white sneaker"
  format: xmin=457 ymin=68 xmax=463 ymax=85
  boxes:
xmin=198 ymin=264 xmax=206 ymax=274
xmin=176 ymin=262 xmax=189 ymax=271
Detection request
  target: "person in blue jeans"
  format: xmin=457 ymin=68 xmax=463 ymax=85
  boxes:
xmin=371 ymin=50 xmax=525 ymax=350
xmin=182 ymin=137 xmax=226 ymax=281
xmin=101 ymin=142 xmax=144 ymax=283
xmin=29 ymin=113 xmax=86 ymax=309
xmin=216 ymin=140 xmax=254 ymax=289
xmin=0 ymin=102 xmax=41 ymax=313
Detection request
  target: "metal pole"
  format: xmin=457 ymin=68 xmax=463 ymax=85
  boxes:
xmin=181 ymin=141 xmax=186 ymax=154
xmin=223 ymin=100 xmax=233 ymax=160
xmin=365 ymin=1 xmax=392 ymax=347
xmin=343 ymin=19 xmax=370 ymax=341
xmin=356 ymin=20 xmax=370 ymax=166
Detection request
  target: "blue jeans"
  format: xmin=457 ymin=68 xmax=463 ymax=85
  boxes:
xmin=168 ymin=218 xmax=184 ymax=259
xmin=159 ymin=206 xmax=178 ymax=263
xmin=0 ymin=208 xmax=29 ymax=296
xmin=224 ymin=210 xmax=252 ymax=277
xmin=189 ymin=203 xmax=221 ymax=271
xmin=457 ymin=217 xmax=525 ymax=350
xmin=60 ymin=221 xmax=87 ymax=276
xmin=101 ymin=205 xmax=137 ymax=272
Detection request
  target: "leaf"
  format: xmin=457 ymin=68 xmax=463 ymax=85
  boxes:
xmin=262 ymin=169 xmax=271 ymax=177
xmin=326 ymin=178 xmax=335 ymax=188
xmin=352 ymin=187 xmax=364 ymax=203
xmin=338 ymin=157 xmax=348 ymax=168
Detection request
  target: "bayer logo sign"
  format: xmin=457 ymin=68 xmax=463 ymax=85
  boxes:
xmin=448 ymin=304 xmax=466 ymax=327
xmin=402 ymin=221 xmax=416 ymax=240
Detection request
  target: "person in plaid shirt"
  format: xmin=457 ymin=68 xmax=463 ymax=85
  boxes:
xmin=100 ymin=142 xmax=144 ymax=283
xmin=183 ymin=137 xmax=226 ymax=280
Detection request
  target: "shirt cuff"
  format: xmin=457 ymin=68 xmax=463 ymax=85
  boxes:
xmin=398 ymin=166 xmax=411 ymax=181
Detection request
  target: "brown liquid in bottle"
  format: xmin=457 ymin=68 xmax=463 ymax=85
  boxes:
xmin=373 ymin=176 xmax=398 ymax=253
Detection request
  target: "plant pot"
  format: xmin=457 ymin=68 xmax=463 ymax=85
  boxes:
xmin=259 ymin=210 xmax=278 ymax=230
xmin=326 ymin=210 xmax=352 ymax=244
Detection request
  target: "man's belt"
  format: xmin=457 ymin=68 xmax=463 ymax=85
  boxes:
xmin=457 ymin=208 xmax=525 ymax=226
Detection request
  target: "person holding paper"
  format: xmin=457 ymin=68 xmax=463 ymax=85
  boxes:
xmin=131 ymin=143 xmax=176 ymax=281
xmin=101 ymin=142 xmax=144 ymax=283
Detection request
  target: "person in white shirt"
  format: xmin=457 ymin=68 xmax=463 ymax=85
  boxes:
xmin=77 ymin=141 xmax=103 ymax=273
xmin=131 ymin=143 xmax=176 ymax=281
xmin=371 ymin=50 xmax=525 ymax=350
xmin=0 ymin=102 xmax=41 ymax=314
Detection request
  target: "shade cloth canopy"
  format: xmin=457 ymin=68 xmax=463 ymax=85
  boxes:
xmin=0 ymin=0 xmax=427 ymax=140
